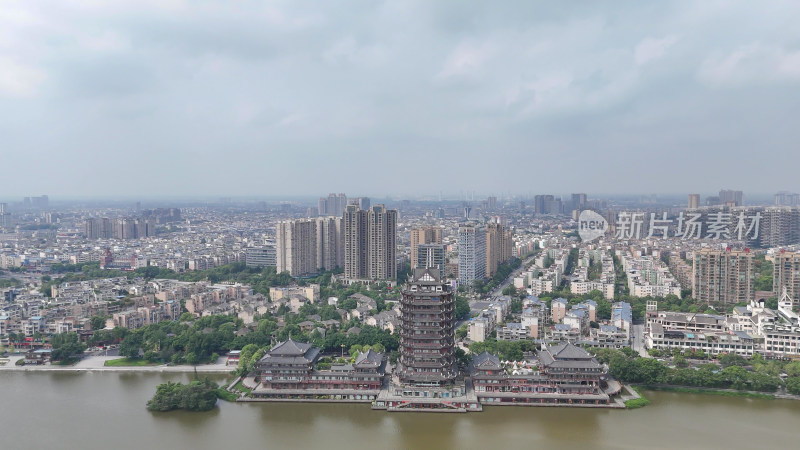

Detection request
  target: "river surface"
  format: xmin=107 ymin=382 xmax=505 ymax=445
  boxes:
xmin=1 ymin=372 xmax=799 ymax=449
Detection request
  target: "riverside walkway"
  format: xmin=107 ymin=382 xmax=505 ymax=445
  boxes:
xmin=0 ymin=355 xmax=233 ymax=373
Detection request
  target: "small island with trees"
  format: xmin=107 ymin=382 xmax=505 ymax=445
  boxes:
xmin=146 ymin=377 xmax=236 ymax=412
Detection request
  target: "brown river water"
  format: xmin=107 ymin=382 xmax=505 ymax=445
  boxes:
xmin=1 ymin=372 xmax=798 ymax=449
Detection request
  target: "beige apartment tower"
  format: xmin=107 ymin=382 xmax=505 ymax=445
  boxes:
xmin=773 ymin=250 xmax=800 ymax=308
xmin=485 ymin=223 xmax=514 ymax=278
xmin=688 ymin=194 xmax=700 ymax=210
xmin=276 ymin=219 xmax=318 ymax=277
xmin=410 ymin=227 xmax=443 ymax=269
xmin=692 ymin=248 xmax=754 ymax=304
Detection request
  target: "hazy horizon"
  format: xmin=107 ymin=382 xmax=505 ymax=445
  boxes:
xmin=0 ymin=191 xmax=784 ymax=206
xmin=2 ymin=1 xmax=800 ymax=197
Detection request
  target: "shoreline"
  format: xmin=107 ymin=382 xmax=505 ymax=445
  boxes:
xmin=0 ymin=355 xmax=233 ymax=374
xmin=633 ymin=384 xmax=800 ymax=401
xmin=3 ymin=357 xmax=799 ymax=405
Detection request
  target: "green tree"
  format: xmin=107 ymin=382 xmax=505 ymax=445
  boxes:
xmin=185 ymin=352 xmax=200 ymax=365
xmin=146 ymin=379 xmax=220 ymax=412
xmin=50 ymin=332 xmax=86 ymax=362
xmin=784 ymin=361 xmax=800 ymax=378
xmin=119 ymin=332 xmax=143 ymax=359
xmin=455 ymin=296 xmax=470 ymax=320
xmin=786 ymin=377 xmax=800 ymax=395
xmin=89 ymin=316 xmax=106 ymax=331
xmin=249 ymin=348 xmax=267 ymax=369
xmin=718 ymin=353 xmax=747 ymax=368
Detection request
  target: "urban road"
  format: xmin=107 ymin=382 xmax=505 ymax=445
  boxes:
xmin=489 ymin=251 xmax=540 ymax=298
xmin=457 ymin=252 xmax=541 ymax=331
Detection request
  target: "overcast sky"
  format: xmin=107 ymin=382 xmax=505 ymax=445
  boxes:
xmin=2 ymin=1 xmax=800 ymax=199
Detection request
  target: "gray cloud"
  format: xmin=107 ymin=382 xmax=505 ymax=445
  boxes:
xmin=1 ymin=0 xmax=800 ymax=199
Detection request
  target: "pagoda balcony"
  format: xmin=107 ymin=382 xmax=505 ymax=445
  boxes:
xmin=400 ymin=340 xmax=452 ymax=349
xmin=399 ymin=332 xmax=449 ymax=340
xmin=404 ymin=360 xmax=450 ymax=369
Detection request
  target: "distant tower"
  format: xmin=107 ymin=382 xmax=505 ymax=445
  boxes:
xmin=688 ymin=194 xmax=700 ymax=210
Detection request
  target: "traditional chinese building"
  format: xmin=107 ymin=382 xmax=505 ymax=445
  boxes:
xmin=256 ymin=339 xmax=320 ymax=390
xmin=373 ymin=268 xmax=482 ymax=412
xmin=396 ymin=267 xmax=457 ymax=386
xmin=251 ymin=339 xmax=386 ymax=401
xmin=471 ymin=342 xmax=612 ymax=406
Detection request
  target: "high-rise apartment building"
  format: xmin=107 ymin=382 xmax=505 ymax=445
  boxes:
xmin=366 ymin=205 xmax=397 ymax=280
xmin=759 ymin=207 xmax=800 ymax=248
xmin=458 ymin=223 xmax=486 ymax=288
xmin=343 ymin=204 xmax=397 ymax=281
xmin=485 ymin=223 xmax=513 ymax=278
xmin=0 ymin=204 xmax=13 ymax=229
xmin=84 ymin=218 xmax=113 ymax=239
xmin=775 ymin=191 xmax=800 ymax=206
xmin=415 ymin=244 xmax=445 ymax=271
xmin=397 ymin=267 xmax=457 ymax=386
xmin=773 ymin=250 xmax=800 ymax=308
xmin=349 ymin=197 xmax=370 ymax=210
xmin=276 ymin=219 xmax=318 ymax=277
xmin=318 ymin=193 xmax=348 ymax=216
xmin=410 ymin=227 xmax=443 ymax=269
xmin=719 ymin=189 xmax=743 ymax=207
xmin=23 ymin=195 xmax=49 ymax=208
xmin=344 ymin=204 xmax=367 ymax=280
xmin=246 ymin=246 xmax=277 ymax=268
xmin=692 ymin=248 xmax=754 ymax=304
xmin=571 ymin=193 xmax=587 ymax=212
xmin=688 ymin=194 xmax=700 ymax=210
xmin=109 ymin=218 xmax=152 ymax=240
xmin=315 ymin=216 xmax=344 ymax=272
xmin=534 ymin=194 xmax=562 ymax=215
xmin=534 ymin=195 xmax=553 ymax=215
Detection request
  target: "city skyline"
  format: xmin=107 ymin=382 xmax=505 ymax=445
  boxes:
xmin=2 ymin=1 xmax=800 ymax=196
xmin=0 ymin=189 xmax=797 ymax=205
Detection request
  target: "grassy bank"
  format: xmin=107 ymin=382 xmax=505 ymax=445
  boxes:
xmin=55 ymin=358 xmax=80 ymax=366
xmin=640 ymin=385 xmax=774 ymax=400
xmin=216 ymin=388 xmax=238 ymax=402
xmin=625 ymin=386 xmax=650 ymax=409
xmin=231 ymin=380 xmax=252 ymax=395
xmin=104 ymin=358 xmax=158 ymax=367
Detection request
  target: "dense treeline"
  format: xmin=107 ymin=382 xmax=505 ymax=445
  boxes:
xmin=753 ymin=254 xmax=773 ymax=292
xmin=592 ymin=348 xmax=797 ymax=393
xmin=50 ymin=332 xmax=86 ymax=362
xmin=112 ymin=308 xmax=400 ymax=366
xmin=470 ymin=258 xmax=522 ymax=294
xmin=0 ymin=277 xmax=21 ymax=288
xmin=117 ymin=315 xmax=241 ymax=364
